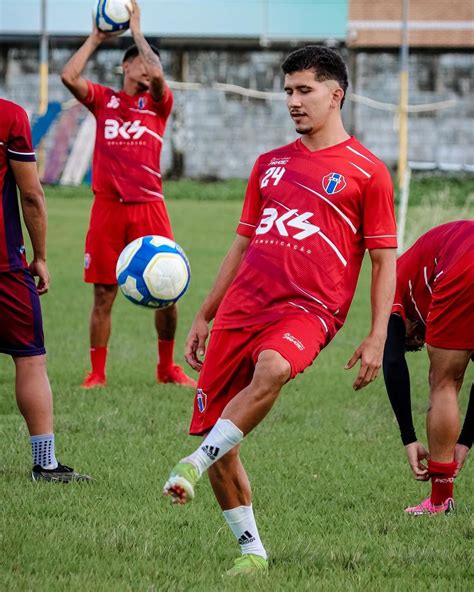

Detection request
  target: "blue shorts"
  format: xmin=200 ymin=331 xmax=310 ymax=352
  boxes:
xmin=0 ymin=269 xmax=45 ymax=357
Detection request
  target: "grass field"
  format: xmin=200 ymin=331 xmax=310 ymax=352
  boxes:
xmin=1 ymin=180 xmax=473 ymax=591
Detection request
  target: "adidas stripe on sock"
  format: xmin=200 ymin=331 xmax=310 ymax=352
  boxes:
xmin=223 ymin=505 xmax=267 ymax=559
xmin=183 ymin=418 xmax=243 ymax=475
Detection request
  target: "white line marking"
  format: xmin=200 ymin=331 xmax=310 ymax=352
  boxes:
xmin=7 ymin=148 xmax=36 ymax=156
xmin=423 ymin=266 xmax=433 ymax=294
xmin=139 ymin=187 xmax=164 ymax=198
xmin=348 ymin=161 xmax=371 ymax=178
xmin=294 ymin=181 xmax=357 ymax=234
xmin=144 ymin=128 xmax=163 ymax=143
xmin=409 ymin=280 xmax=426 ymax=325
xmin=316 ymin=315 xmax=329 ymax=333
xmin=317 ymin=230 xmax=347 ymax=267
xmin=129 ymin=108 xmax=157 ymax=116
xmin=346 ymin=145 xmax=375 ymax=164
xmin=288 ymin=301 xmax=310 ymax=313
xmin=141 ymin=164 xmax=162 ymax=178
xmin=290 ymin=281 xmax=329 ymax=309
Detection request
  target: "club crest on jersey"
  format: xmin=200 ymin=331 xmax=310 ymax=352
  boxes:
xmin=107 ymin=95 xmax=120 ymax=109
xmin=137 ymin=97 xmax=146 ymax=109
xmin=322 ymin=172 xmax=346 ymax=195
xmin=196 ymin=388 xmax=207 ymax=413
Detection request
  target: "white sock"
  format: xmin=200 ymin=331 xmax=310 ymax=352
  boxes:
xmin=31 ymin=433 xmax=58 ymax=470
xmin=183 ymin=418 xmax=243 ymax=475
xmin=223 ymin=505 xmax=267 ymax=560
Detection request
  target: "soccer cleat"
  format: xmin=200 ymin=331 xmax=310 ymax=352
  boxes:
xmin=32 ymin=463 xmax=92 ymax=483
xmin=81 ymin=372 xmax=106 ymax=389
xmin=224 ymin=554 xmax=269 ymax=577
xmin=404 ymin=496 xmax=455 ymax=515
xmin=163 ymin=462 xmax=200 ymax=504
xmin=157 ymin=364 xmax=197 ymax=388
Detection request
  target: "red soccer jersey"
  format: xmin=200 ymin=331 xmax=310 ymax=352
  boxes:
xmin=393 ymin=220 xmax=474 ymax=324
xmin=0 ymin=99 xmax=36 ymax=272
xmin=80 ymin=81 xmax=173 ymax=202
xmin=214 ymin=137 xmax=397 ymax=337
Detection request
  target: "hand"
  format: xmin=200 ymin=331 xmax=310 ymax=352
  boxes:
xmin=454 ymin=443 xmax=470 ymax=477
xmin=127 ymin=0 xmax=141 ymax=34
xmin=405 ymin=441 xmax=429 ymax=480
xmin=91 ymin=16 xmax=112 ymax=43
xmin=345 ymin=334 xmax=385 ymax=390
xmin=29 ymin=259 xmax=50 ymax=295
xmin=184 ymin=315 xmax=209 ymax=372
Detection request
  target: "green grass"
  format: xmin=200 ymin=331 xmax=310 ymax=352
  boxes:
xmin=0 ymin=183 xmax=473 ymax=591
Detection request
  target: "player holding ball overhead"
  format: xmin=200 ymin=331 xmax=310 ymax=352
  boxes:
xmin=61 ymin=0 xmax=196 ymax=389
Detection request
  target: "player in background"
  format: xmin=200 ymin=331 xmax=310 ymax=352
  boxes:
xmin=61 ymin=0 xmax=195 ymax=389
xmin=383 ymin=220 xmax=473 ymax=514
xmin=0 ymin=98 xmax=91 ymax=482
xmin=163 ymin=46 xmax=397 ymax=575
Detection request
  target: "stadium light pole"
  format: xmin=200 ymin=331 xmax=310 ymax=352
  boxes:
xmin=39 ymin=0 xmax=49 ymax=115
xmin=397 ymin=0 xmax=410 ymax=189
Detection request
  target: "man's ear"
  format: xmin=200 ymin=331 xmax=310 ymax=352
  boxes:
xmin=332 ymin=87 xmax=344 ymax=108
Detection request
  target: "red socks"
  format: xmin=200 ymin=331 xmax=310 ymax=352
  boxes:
xmin=90 ymin=346 xmax=107 ymax=379
xmin=158 ymin=339 xmax=175 ymax=371
xmin=429 ymin=459 xmax=457 ymax=505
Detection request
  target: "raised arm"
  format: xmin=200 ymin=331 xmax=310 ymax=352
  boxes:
xmin=61 ymin=23 xmax=109 ymax=101
xmin=10 ymin=160 xmax=49 ymax=294
xmin=128 ymin=0 xmax=166 ymax=101
xmin=185 ymin=235 xmax=250 ymax=371
xmin=346 ymin=247 xmax=397 ymax=390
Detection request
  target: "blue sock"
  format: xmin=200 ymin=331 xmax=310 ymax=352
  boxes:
xmin=31 ymin=434 xmax=58 ymax=469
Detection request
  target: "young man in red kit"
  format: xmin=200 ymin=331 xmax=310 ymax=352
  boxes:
xmin=61 ymin=0 xmax=195 ymax=389
xmin=0 ymin=98 xmax=90 ymax=481
xmin=383 ymin=220 xmax=473 ymax=515
xmin=163 ymin=46 xmax=397 ymax=575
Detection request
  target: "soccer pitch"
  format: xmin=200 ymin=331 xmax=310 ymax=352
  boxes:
xmin=1 ymin=180 xmax=473 ymax=591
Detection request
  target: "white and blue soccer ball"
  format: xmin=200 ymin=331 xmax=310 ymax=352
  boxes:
xmin=95 ymin=0 xmax=132 ymax=34
xmin=116 ymin=236 xmax=191 ymax=309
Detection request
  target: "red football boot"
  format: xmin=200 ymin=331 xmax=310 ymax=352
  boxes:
xmin=81 ymin=372 xmax=106 ymax=389
xmin=157 ymin=364 xmax=197 ymax=388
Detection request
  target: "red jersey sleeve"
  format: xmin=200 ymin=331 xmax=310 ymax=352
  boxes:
xmin=149 ymin=85 xmax=174 ymax=119
xmin=236 ymin=158 xmax=262 ymax=237
xmin=7 ymin=104 xmax=36 ymax=162
xmin=80 ymin=81 xmax=109 ymax=116
xmin=362 ymin=164 xmax=397 ymax=250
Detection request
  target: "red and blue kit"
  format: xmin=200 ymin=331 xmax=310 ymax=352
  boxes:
xmin=393 ymin=220 xmax=474 ymax=350
xmin=0 ymin=99 xmax=45 ymax=356
xmin=80 ymin=82 xmax=174 ymax=283
xmin=191 ymin=137 xmax=397 ymax=435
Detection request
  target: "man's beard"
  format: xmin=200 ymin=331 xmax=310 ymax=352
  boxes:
xmin=295 ymin=125 xmax=313 ymax=135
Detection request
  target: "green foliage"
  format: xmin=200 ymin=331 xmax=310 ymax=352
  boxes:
xmin=0 ymin=190 xmax=473 ymax=591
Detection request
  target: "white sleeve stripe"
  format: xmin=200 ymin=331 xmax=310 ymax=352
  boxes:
xmin=346 ymin=145 xmax=375 ymax=164
xmin=392 ymin=303 xmax=404 ymax=308
xmin=348 ymin=160 xmax=371 ymax=178
xmin=239 ymin=221 xmax=256 ymax=227
xmin=7 ymin=148 xmax=36 ymax=156
xmin=364 ymin=234 xmax=397 ymax=238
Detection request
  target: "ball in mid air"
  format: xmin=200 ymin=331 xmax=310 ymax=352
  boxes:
xmin=95 ymin=0 xmax=132 ymax=34
xmin=116 ymin=236 xmax=191 ymax=309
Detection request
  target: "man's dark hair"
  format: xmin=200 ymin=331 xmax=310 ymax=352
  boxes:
xmin=122 ymin=44 xmax=161 ymax=63
xmin=281 ymin=45 xmax=349 ymax=108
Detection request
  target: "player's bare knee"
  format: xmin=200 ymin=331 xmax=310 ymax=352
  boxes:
xmin=93 ymin=284 xmax=117 ymax=312
xmin=254 ymin=350 xmax=291 ymax=388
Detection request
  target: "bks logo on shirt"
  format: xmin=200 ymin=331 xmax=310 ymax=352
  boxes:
xmin=322 ymin=172 xmax=346 ymax=195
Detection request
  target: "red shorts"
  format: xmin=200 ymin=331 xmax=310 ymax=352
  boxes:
xmin=189 ymin=314 xmax=329 ymax=436
xmin=0 ymin=269 xmax=45 ymax=357
xmin=84 ymin=197 xmax=173 ymax=284
xmin=426 ymin=252 xmax=474 ymax=350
